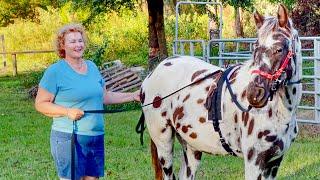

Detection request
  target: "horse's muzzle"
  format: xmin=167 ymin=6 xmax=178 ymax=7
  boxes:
xmin=247 ymin=81 xmax=269 ymax=108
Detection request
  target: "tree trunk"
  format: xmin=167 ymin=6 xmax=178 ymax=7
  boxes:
xmin=207 ymin=3 xmax=220 ymax=40
xmin=146 ymin=0 xmax=168 ymax=71
xmin=172 ymin=0 xmax=177 ymax=9
xmin=234 ymin=7 xmax=244 ymax=38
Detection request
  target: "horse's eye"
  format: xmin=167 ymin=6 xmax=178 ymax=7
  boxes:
xmin=275 ymin=48 xmax=283 ymax=54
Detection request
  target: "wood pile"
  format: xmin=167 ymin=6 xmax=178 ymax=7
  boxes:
xmin=100 ymin=60 xmax=144 ymax=92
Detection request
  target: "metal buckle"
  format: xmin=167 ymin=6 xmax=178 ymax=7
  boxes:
xmin=271 ymin=71 xmax=287 ymax=91
xmin=271 ymin=80 xmax=279 ymax=91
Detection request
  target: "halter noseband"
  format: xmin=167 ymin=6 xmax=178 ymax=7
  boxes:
xmin=251 ymin=50 xmax=293 ymax=81
xmin=251 ymin=50 xmax=295 ymax=100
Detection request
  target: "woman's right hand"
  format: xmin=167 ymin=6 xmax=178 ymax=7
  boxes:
xmin=66 ymin=108 xmax=84 ymax=120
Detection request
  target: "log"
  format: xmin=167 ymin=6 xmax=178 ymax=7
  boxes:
xmin=105 ymin=71 xmax=135 ymax=87
xmin=112 ymin=79 xmax=142 ymax=92
xmin=104 ymin=68 xmax=131 ymax=81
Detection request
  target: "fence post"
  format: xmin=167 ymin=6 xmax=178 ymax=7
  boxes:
xmin=1 ymin=35 xmax=6 ymax=69
xmin=315 ymin=39 xmax=320 ymax=123
xmin=12 ymin=53 xmax=17 ymax=76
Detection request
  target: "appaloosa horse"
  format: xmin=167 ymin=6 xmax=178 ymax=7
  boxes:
xmin=140 ymin=4 xmax=302 ymax=180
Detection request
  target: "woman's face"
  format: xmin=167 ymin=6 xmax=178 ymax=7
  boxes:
xmin=63 ymin=32 xmax=85 ymax=60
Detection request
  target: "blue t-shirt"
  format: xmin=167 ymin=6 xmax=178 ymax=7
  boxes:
xmin=39 ymin=60 xmax=105 ymax=136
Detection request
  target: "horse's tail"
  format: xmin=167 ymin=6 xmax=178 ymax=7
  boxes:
xmin=151 ymin=139 xmax=163 ymax=180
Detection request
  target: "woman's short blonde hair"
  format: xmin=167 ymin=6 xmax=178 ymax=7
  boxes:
xmin=55 ymin=23 xmax=88 ymax=58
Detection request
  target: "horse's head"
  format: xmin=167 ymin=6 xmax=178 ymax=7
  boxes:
xmin=246 ymin=4 xmax=301 ymax=108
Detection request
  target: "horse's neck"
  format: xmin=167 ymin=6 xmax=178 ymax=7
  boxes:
xmin=221 ymin=61 xmax=254 ymax=112
xmin=234 ymin=61 xmax=253 ymax=95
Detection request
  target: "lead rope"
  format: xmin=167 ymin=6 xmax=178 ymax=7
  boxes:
xmin=71 ymin=121 xmax=76 ymax=180
xmin=135 ymin=113 xmax=146 ymax=145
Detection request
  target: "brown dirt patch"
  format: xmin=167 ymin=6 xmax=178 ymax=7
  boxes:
xmin=298 ymin=124 xmax=320 ymax=138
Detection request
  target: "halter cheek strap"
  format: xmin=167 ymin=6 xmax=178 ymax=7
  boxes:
xmin=251 ymin=51 xmax=293 ymax=80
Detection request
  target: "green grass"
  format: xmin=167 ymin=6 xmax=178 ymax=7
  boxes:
xmin=0 ymin=75 xmax=319 ymax=179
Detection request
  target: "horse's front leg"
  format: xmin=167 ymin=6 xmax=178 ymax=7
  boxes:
xmin=244 ymin=147 xmax=284 ymax=180
xmin=179 ymin=144 xmax=202 ymax=180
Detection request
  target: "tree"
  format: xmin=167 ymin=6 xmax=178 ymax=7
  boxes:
xmin=67 ymin=0 xmax=136 ymax=26
xmin=58 ymin=0 xmax=137 ymax=65
xmin=220 ymin=0 xmax=254 ymax=37
xmin=0 ymin=0 xmax=136 ymax=27
xmin=146 ymin=0 xmax=168 ymax=70
xmin=0 ymin=0 xmax=53 ymax=27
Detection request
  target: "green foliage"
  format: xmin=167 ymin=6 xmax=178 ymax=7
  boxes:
xmin=0 ymin=0 xmax=137 ymax=27
xmin=20 ymin=70 xmax=44 ymax=88
xmin=87 ymin=10 xmax=149 ymax=67
xmin=84 ymin=40 xmax=109 ymax=67
xmin=106 ymin=101 xmax=141 ymax=111
xmin=220 ymin=0 xmax=255 ymax=10
xmin=267 ymin=0 xmax=297 ymax=10
xmin=0 ymin=0 xmax=60 ymax=27
xmin=67 ymin=0 xmax=137 ymax=26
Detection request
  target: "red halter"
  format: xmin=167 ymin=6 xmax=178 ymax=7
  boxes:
xmin=251 ymin=51 xmax=293 ymax=80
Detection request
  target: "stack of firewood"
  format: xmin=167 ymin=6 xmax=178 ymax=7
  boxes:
xmin=100 ymin=60 xmax=144 ymax=92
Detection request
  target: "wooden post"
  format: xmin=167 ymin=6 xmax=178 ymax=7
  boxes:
xmin=0 ymin=35 xmax=6 ymax=69
xmin=12 ymin=53 xmax=17 ymax=76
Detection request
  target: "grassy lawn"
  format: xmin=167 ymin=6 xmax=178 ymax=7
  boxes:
xmin=0 ymin=75 xmax=319 ymax=180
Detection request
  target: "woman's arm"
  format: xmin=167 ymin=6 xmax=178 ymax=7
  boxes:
xmin=103 ymin=90 xmax=140 ymax=105
xmin=35 ymin=87 xmax=84 ymax=120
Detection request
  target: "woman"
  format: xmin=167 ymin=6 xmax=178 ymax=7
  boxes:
xmin=35 ymin=23 xmax=140 ymax=180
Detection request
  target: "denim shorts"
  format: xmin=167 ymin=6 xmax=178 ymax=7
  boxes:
xmin=50 ymin=130 xmax=104 ymax=180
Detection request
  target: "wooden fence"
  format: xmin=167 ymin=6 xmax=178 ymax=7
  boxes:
xmin=0 ymin=34 xmax=56 ymax=76
xmin=0 ymin=50 xmax=55 ymax=76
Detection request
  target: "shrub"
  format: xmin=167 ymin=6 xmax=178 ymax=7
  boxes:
xmin=21 ymin=70 xmax=44 ymax=88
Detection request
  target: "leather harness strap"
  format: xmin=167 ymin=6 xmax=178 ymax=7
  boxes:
xmin=206 ymin=65 xmax=244 ymax=156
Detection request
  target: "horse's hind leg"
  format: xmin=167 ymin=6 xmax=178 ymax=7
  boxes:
xmin=150 ymin=127 xmax=176 ymax=180
xmin=177 ymin=134 xmax=202 ymax=180
xmin=151 ymin=139 xmax=163 ymax=180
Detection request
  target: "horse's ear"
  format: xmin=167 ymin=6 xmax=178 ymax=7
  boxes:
xmin=254 ymin=10 xmax=264 ymax=29
xmin=277 ymin=4 xmax=289 ymax=28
